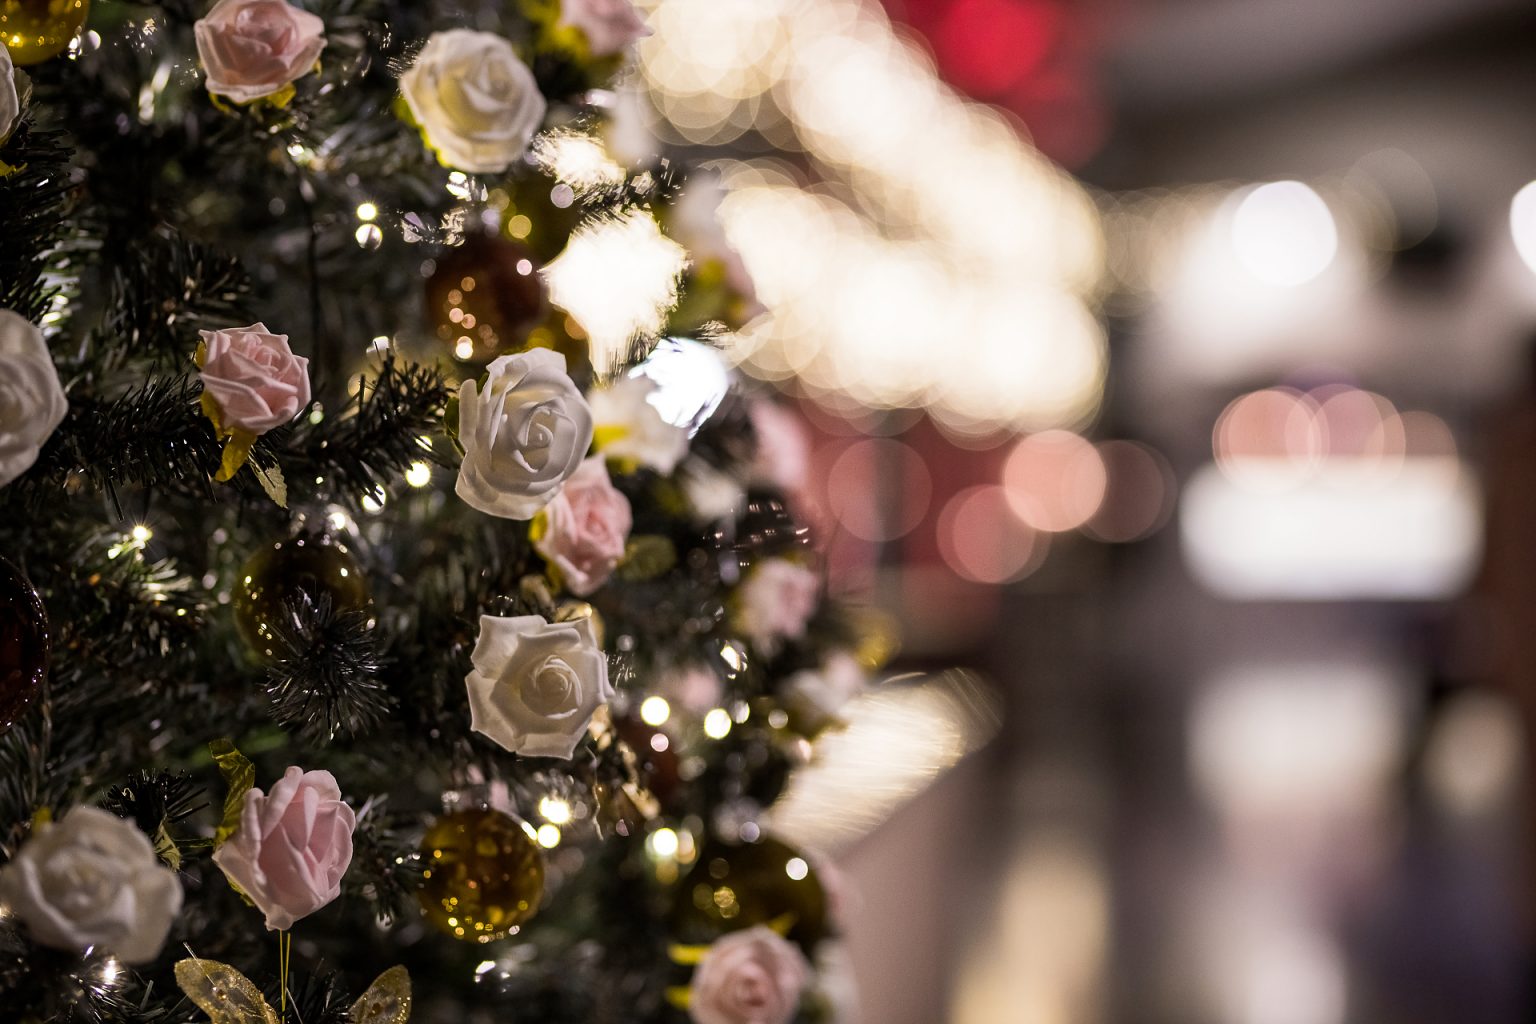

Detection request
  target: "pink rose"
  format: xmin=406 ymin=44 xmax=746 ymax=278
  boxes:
xmin=211 ymin=767 xmax=356 ymax=932
xmin=198 ymin=323 xmax=311 ymax=434
xmin=534 ymin=456 xmax=632 ymax=596
xmin=195 ymin=0 xmax=326 ymax=104
xmin=689 ymin=926 xmax=810 ymax=1024
xmin=734 ymin=558 xmax=819 ymax=654
xmin=748 ymin=400 xmax=811 ymax=495
xmin=655 ymin=663 xmax=724 ymax=716
xmin=560 ymin=0 xmax=650 ymax=58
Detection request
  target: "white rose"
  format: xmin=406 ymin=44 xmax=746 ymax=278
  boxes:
xmin=588 ymin=376 xmax=688 ymax=475
xmin=783 ymin=651 xmax=868 ymax=730
xmin=1 ymin=45 xmax=18 ymax=141
xmin=466 ymin=613 xmax=614 ymax=758
xmin=456 ymin=348 xmax=594 ymax=520
xmin=400 ymin=30 xmax=547 ymax=174
xmin=560 ymin=0 xmax=650 ymax=58
xmin=0 ymin=807 xmax=182 ymax=964
xmin=0 ymin=309 xmax=68 ymax=488
xmin=680 ymin=461 xmax=745 ymax=523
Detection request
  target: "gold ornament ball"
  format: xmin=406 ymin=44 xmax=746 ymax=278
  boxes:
xmin=418 ymin=808 xmax=545 ymax=943
xmin=232 ymin=534 xmax=371 ymax=660
xmin=669 ymin=836 xmax=829 ymax=952
xmin=1 ymin=0 xmax=90 ymax=66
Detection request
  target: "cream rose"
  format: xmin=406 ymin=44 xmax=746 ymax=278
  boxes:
xmin=733 ymin=558 xmax=819 ymax=654
xmin=782 ymin=651 xmax=868 ymax=731
xmin=560 ymin=0 xmax=650 ymax=58
xmin=456 ymin=348 xmax=594 ymax=520
xmin=211 ymin=766 xmax=356 ymax=932
xmin=194 ymin=0 xmax=327 ymax=104
xmin=0 ymin=309 xmax=67 ymax=488
xmin=689 ymin=926 xmax=811 ymax=1024
xmin=588 ymin=376 xmax=689 ymax=475
xmin=0 ymin=807 xmax=182 ymax=964
xmin=197 ymin=323 xmax=311 ymax=434
xmin=466 ymin=613 xmax=614 ymax=759
xmin=1 ymin=45 xmax=19 ymax=141
xmin=534 ymin=456 xmax=632 ymax=596
xmin=400 ymin=30 xmax=547 ymax=174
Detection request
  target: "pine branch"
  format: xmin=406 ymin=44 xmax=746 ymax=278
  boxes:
xmin=263 ymin=590 xmax=392 ymax=742
xmin=280 ymin=355 xmax=450 ymax=508
xmin=90 ymin=232 xmax=256 ymax=373
xmin=24 ymin=375 xmax=222 ymax=509
xmin=0 ymin=124 xmax=74 ymax=320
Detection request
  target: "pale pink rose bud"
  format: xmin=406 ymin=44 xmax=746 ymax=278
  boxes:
xmin=655 ymin=663 xmax=724 ymax=716
xmin=195 ymin=0 xmax=326 ymax=103
xmin=748 ymin=399 xmax=811 ymax=495
xmin=534 ymin=456 xmax=632 ymax=596
xmin=560 ymin=0 xmax=650 ymax=58
xmin=198 ymin=323 xmax=311 ymax=434
xmin=211 ymin=767 xmax=356 ymax=931
xmin=733 ymin=558 xmax=820 ymax=654
xmin=689 ymin=926 xmax=811 ymax=1024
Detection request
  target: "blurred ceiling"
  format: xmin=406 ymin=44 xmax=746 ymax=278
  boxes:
xmin=1103 ymin=0 xmax=1525 ymax=108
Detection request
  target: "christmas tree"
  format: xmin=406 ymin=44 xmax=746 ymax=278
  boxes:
xmin=0 ymin=1 xmax=879 ymax=1020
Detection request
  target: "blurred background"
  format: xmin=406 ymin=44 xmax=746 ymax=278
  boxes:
xmin=615 ymin=0 xmax=1536 ymax=1020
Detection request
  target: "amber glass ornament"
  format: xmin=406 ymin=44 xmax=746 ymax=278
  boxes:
xmin=426 ymin=233 xmax=546 ymax=362
xmin=417 ymin=808 xmax=545 ymax=943
xmin=1 ymin=0 xmax=89 ymax=65
xmin=0 ymin=557 xmax=48 ymax=737
xmin=669 ymin=836 xmax=828 ymax=952
xmin=614 ymin=712 xmax=681 ymax=805
xmin=232 ymin=534 xmax=371 ymax=659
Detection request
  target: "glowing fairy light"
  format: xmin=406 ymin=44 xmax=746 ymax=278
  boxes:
xmin=536 ymin=824 xmax=561 ymax=848
xmin=405 ymin=462 xmax=433 ymax=488
xmin=648 ymin=827 xmax=680 ymax=859
xmin=640 ymin=696 xmax=671 ymax=726
xmin=703 ymin=708 xmax=732 ymax=739
xmin=538 ymin=797 xmax=572 ymax=825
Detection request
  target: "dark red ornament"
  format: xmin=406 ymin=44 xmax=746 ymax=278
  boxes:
xmin=0 ymin=557 xmax=49 ymax=736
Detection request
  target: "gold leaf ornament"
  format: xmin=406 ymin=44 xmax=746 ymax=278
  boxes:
xmin=173 ymin=959 xmax=279 ymax=1024
xmin=351 ymin=965 xmax=413 ymax=1024
xmin=174 ymin=959 xmax=412 ymax=1024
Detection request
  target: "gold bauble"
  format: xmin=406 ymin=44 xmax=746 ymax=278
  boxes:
xmin=417 ymin=808 xmax=544 ymax=943
xmin=1 ymin=0 xmax=90 ymax=66
xmin=232 ymin=534 xmax=371 ymax=660
xmin=669 ymin=836 xmax=829 ymax=953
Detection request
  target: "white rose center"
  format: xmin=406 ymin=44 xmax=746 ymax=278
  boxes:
xmin=519 ymin=656 xmax=581 ymax=718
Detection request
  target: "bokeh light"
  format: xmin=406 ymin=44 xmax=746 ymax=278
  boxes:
xmin=1084 ymin=441 xmax=1175 ymax=543
xmin=1001 ymin=430 xmax=1107 ymax=533
xmin=826 ymin=439 xmax=933 ymax=542
xmin=1511 ymin=181 xmax=1536 ymax=276
xmin=634 ymin=0 xmax=1106 ymax=432
xmin=543 ymin=210 xmax=689 ymax=374
xmin=937 ymin=486 xmax=1048 ymax=584
xmin=1230 ymin=182 xmax=1339 ymax=287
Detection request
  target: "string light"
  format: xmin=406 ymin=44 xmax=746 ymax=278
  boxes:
xmin=639 ymin=696 xmax=671 ymax=726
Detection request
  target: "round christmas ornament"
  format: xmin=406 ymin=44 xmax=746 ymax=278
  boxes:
xmin=1 ymin=0 xmax=90 ymax=66
xmin=417 ymin=807 xmax=545 ymax=942
xmin=232 ymin=533 xmax=371 ymax=659
xmin=426 ymin=233 xmax=546 ymax=362
xmin=669 ymin=835 xmax=828 ymax=953
xmin=0 ymin=556 xmax=47 ymax=736
xmin=614 ymin=711 xmax=681 ymax=806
